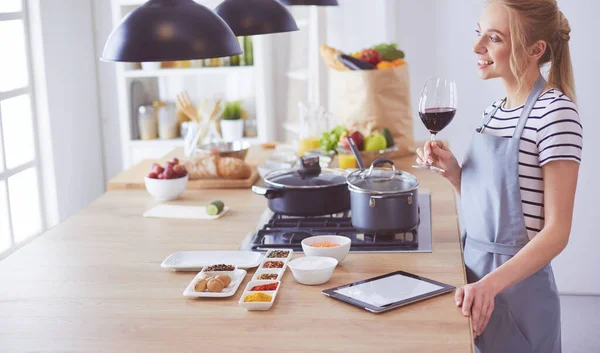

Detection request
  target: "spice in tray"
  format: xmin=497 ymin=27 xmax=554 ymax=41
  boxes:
xmin=267 ymin=250 xmax=290 ymax=258
xmin=262 ymin=261 xmax=284 ymax=268
xmin=311 ymin=242 xmax=340 ymax=248
xmin=204 ymin=264 xmax=235 ymax=272
xmin=257 ymin=273 xmax=278 ymax=280
xmin=250 ymin=283 xmax=279 ymax=291
xmin=244 ymin=292 xmax=273 ymax=302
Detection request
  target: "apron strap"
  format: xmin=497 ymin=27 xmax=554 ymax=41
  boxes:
xmin=512 ymin=75 xmax=547 ymax=139
xmin=465 ymin=235 xmax=526 ymax=256
xmin=477 ymin=99 xmax=505 ymax=133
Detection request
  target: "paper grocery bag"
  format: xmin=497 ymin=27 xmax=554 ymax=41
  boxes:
xmin=329 ymin=65 xmax=415 ymax=157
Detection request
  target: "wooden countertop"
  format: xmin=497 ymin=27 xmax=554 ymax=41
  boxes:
xmin=0 ymin=146 xmax=473 ymax=353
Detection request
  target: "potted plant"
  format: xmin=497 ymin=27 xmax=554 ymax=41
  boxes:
xmin=220 ymin=100 xmax=244 ymax=141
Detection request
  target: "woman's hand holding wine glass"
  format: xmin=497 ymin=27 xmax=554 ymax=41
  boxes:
xmin=413 ymin=77 xmax=462 ymax=191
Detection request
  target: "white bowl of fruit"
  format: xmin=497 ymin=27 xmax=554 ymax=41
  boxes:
xmin=144 ymin=158 xmax=188 ymax=201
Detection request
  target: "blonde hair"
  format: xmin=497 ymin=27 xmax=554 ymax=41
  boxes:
xmin=490 ymin=0 xmax=576 ymax=102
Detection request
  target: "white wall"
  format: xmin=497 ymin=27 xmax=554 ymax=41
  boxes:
xmin=31 ymin=0 xmax=105 ymax=223
xmin=92 ymin=0 xmax=122 ymax=182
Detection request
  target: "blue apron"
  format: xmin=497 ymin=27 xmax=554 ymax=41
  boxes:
xmin=461 ymin=75 xmax=561 ymax=353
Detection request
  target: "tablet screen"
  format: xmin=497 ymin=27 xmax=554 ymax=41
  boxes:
xmin=334 ymin=273 xmax=444 ymax=308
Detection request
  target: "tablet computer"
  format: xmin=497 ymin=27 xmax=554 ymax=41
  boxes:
xmin=322 ymin=271 xmax=455 ymax=313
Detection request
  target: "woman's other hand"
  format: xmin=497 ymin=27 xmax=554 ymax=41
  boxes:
xmin=455 ymin=278 xmax=499 ymax=337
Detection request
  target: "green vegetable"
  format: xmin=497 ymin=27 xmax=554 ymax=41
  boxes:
xmin=381 ymin=128 xmax=394 ymax=147
xmin=207 ymin=200 xmax=225 ymax=216
xmin=331 ymin=125 xmax=347 ymax=138
xmin=319 ymin=125 xmax=348 ymax=152
xmin=372 ymin=43 xmax=405 ymax=61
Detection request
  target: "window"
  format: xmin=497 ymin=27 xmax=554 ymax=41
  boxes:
xmin=0 ymin=1 xmax=45 ymax=257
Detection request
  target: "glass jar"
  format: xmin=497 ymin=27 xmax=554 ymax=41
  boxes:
xmin=154 ymin=101 xmax=178 ymax=140
xmin=138 ymin=104 xmax=157 ymax=140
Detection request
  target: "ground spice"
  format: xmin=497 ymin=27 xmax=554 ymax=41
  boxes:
xmin=311 ymin=242 xmax=340 ymax=248
xmin=250 ymin=283 xmax=278 ymax=291
xmin=243 ymin=292 xmax=272 ymax=302
xmin=204 ymin=264 xmax=235 ymax=271
xmin=262 ymin=261 xmax=284 ymax=268
xmin=257 ymin=273 xmax=278 ymax=280
xmin=267 ymin=250 xmax=290 ymax=258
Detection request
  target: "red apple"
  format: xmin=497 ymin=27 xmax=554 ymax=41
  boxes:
xmin=148 ymin=172 xmax=158 ymax=179
xmin=157 ymin=173 xmax=165 ymax=179
xmin=165 ymin=162 xmax=175 ymax=172
xmin=349 ymin=131 xmax=364 ymax=151
xmin=164 ymin=169 xmax=175 ymax=179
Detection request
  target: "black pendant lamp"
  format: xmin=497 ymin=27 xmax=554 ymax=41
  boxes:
xmin=102 ymin=0 xmax=242 ymax=62
xmin=215 ymin=0 xmax=299 ymax=36
xmin=278 ymin=0 xmax=338 ymax=6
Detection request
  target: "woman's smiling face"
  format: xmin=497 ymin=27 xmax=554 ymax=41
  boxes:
xmin=473 ymin=3 xmax=512 ymax=80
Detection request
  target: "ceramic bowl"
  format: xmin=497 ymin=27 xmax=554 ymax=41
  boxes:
xmin=287 ymin=256 xmax=338 ymax=285
xmin=144 ymin=175 xmax=188 ymax=201
xmin=301 ymin=235 xmax=351 ymax=263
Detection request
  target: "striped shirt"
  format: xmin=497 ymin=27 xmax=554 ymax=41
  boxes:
xmin=480 ymin=88 xmax=583 ymax=239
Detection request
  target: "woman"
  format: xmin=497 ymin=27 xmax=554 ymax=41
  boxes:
xmin=416 ymin=1 xmax=582 ymax=352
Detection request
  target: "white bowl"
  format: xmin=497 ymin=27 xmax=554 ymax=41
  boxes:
xmin=144 ymin=175 xmax=188 ymax=201
xmin=287 ymin=256 xmax=338 ymax=285
xmin=301 ymin=235 xmax=351 ymax=263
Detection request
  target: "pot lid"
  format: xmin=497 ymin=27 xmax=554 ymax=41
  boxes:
xmin=264 ymin=155 xmax=348 ymax=188
xmin=347 ymin=158 xmax=418 ymax=193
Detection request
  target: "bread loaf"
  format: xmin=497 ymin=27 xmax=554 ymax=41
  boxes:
xmin=320 ymin=44 xmax=348 ymax=71
xmin=183 ymin=155 xmax=251 ymax=180
xmin=217 ymin=157 xmax=252 ymax=179
xmin=182 ymin=156 xmax=218 ymax=179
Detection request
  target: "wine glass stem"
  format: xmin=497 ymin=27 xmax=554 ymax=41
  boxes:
xmin=430 ymin=133 xmax=437 ymax=142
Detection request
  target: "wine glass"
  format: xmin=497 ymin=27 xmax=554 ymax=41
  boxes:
xmin=412 ymin=77 xmax=457 ymax=173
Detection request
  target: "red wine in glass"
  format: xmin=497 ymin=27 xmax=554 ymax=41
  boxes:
xmin=412 ymin=78 xmax=457 ymax=173
xmin=419 ymin=107 xmax=456 ymax=134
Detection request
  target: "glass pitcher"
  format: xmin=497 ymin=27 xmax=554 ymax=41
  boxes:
xmin=297 ymin=102 xmax=328 ymax=157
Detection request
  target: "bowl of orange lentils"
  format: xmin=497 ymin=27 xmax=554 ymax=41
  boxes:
xmin=301 ymin=235 xmax=351 ymax=264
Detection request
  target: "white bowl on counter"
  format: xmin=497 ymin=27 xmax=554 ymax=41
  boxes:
xmin=144 ymin=175 xmax=188 ymax=201
xmin=287 ymin=256 xmax=338 ymax=285
xmin=301 ymin=235 xmax=351 ymax=263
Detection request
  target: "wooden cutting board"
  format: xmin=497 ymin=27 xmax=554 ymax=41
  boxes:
xmin=107 ymin=151 xmax=261 ymax=190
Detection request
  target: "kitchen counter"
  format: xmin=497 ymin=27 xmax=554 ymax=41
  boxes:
xmin=0 ymin=146 xmax=473 ymax=353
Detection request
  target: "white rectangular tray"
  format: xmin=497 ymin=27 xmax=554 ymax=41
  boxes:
xmin=161 ymin=251 xmax=263 ymax=271
xmin=183 ymin=269 xmax=247 ymax=298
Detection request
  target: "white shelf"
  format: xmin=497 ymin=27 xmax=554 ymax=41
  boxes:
xmin=124 ymin=66 xmax=254 ymax=78
xmin=129 ymin=136 xmax=261 ymax=148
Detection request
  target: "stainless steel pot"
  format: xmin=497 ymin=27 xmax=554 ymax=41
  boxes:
xmin=347 ymin=158 xmax=419 ymax=232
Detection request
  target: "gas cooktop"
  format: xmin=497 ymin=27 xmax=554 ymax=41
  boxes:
xmin=240 ymin=193 xmax=432 ymax=253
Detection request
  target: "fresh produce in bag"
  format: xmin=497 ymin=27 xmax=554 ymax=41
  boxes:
xmin=321 ymin=43 xmax=414 ymax=157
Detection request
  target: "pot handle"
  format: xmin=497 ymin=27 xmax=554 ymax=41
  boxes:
xmin=369 ymin=192 xmax=414 ymax=207
xmin=362 ymin=158 xmax=396 ymax=180
xmin=252 ymin=185 xmax=284 ymax=200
